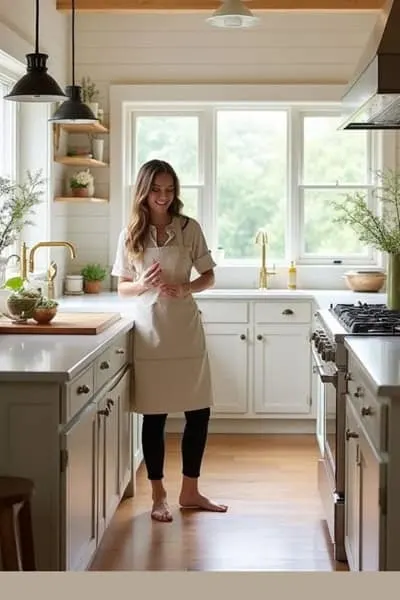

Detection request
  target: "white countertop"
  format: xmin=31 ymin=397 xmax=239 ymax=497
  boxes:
xmin=345 ymin=336 xmax=400 ymax=397
xmin=0 ymin=317 xmax=134 ymax=383
xmin=0 ymin=287 xmax=388 ymax=384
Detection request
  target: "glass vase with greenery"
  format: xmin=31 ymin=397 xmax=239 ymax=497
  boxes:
xmin=331 ymin=169 xmax=400 ymax=309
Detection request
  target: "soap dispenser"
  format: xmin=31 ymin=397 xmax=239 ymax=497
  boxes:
xmin=288 ymin=261 xmax=297 ymax=290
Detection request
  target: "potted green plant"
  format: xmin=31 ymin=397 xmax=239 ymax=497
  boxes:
xmin=32 ymin=297 xmax=59 ymax=324
xmin=331 ymin=169 xmax=400 ymax=309
xmin=69 ymin=169 xmax=94 ymax=198
xmin=81 ymin=263 xmax=107 ymax=294
xmin=80 ymin=76 xmax=100 ymax=118
xmin=0 ymin=170 xmax=44 ymax=284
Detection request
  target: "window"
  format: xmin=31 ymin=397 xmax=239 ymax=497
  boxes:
xmin=0 ymin=75 xmax=17 ymax=179
xmin=299 ymin=114 xmax=375 ymax=263
xmin=129 ymin=105 xmax=378 ymax=266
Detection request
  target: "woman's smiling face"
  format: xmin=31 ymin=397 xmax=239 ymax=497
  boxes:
xmin=147 ymin=172 xmax=175 ymax=217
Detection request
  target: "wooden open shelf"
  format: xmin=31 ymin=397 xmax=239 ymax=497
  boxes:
xmin=55 ymin=156 xmax=108 ymax=167
xmin=54 ymin=196 xmax=109 ymax=203
xmin=60 ymin=122 xmax=108 ymax=134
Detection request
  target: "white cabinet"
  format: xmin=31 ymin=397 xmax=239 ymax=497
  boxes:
xmin=195 ymin=298 xmax=313 ymax=422
xmin=254 ymin=324 xmax=311 ymax=414
xmin=344 ymin=394 xmax=361 ymax=571
xmin=63 ymin=400 xmax=98 ymax=571
xmin=204 ymin=323 xmax=249 ymax=414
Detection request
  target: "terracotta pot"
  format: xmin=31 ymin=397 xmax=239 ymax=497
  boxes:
xmin=32 ymin=307 xmax=57 ymax=324
xmin=84 ymin=280 xmax=102 ymax=294
xmin=72 ymin=187 xmax=89 ymax=198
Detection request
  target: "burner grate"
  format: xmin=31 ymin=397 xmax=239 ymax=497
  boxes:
xmin=331 ymin=302 xmax=400 ymax=334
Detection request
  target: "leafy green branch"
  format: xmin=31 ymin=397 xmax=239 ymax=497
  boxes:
xmin=0 ymin=170 xmax=45 ymax=254
xmin=331 ymin=169 xmax=400 ymax=255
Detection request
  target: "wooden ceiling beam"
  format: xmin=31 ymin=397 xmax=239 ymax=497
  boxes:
xmin=56 ymin=1 xmax=386 ymax=14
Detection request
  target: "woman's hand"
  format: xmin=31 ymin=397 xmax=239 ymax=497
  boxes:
xmin=139 ymin=261 xmax=162 ymax=290
xmin=159 ymin=282 xmax=191 ymax=298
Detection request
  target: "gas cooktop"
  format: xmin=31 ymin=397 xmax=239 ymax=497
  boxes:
xmin=331 ymin=302 xmax=400 ymax=334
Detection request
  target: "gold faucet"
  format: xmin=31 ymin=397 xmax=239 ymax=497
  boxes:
xmin=255 ymin=228 xmax=276 ymax=289
xmin=20 ymin=241 xmax=77 ymax=298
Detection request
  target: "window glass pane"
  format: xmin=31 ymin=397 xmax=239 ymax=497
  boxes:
xmin=216 ymin=110 xmax=287 ymax=261
xmin=0 ymin=78 xmax=16 ymax=179
xmin=303 ymin=116 xmax=368 ymax=185
xmin=135 ymin=115 xmax=199 ymax=183
xmin=303 ymin=189 xmax=369 ymax=256
xmin=180 ymin=188 xmax=198 ymax=220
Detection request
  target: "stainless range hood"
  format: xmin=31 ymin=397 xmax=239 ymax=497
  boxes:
xmin=340 ymin=0 xmax=400 ymax=130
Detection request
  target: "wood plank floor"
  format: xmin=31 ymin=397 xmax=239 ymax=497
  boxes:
xmin=90 ymin=434 xmax=348 ymax=571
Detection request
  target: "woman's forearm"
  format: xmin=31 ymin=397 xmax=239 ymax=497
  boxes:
xmin=187 ymin=270 xmax=215 ymax=294
xmin=117 ymin=280 xmax=148 ymax=297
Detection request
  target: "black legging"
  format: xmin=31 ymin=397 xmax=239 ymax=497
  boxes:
xmin=141 ymin=407 xmax=211 ymax=480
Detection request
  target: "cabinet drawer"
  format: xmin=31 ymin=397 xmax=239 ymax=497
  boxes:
xmin=94 ymin=333 xmax=131 ymax=392
xmin=255 ymin=301 xmax=312 ymax=324
xmin=196 ymin=300 xmax=248 ymax=323
xmin=347 ymin=356 xmax=386 ymax=451
xmin=66 ymin=365 xmax=95 ymax=422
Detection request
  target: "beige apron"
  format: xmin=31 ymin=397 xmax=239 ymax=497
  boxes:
xmin=131 ymin=218 xmax=213 ymax=415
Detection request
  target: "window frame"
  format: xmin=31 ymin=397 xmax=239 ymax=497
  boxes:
xmin=110 ymin=85 xmax=388 ymax=270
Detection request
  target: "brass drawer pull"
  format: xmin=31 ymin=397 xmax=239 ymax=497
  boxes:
xmin=100 ymin=361 xmax=110 ymax=370
xmin=240 ymin=334 xmax=246 ymax=340
xmin=354 ymin=387 xmax=364 ymax=398
xmin=257 ymin=334 xmax=263 ymax=341
xmin=115 ymin=348 xmax=125 ymax=355
xmin=282 ymin=308 xmax=294 ymax=315
xmin=361 ymin=406 xmax=373 ymax=417
xmin=77 ymin=384 xmax=90 ymax=395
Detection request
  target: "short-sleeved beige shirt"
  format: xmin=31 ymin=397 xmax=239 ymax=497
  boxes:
xmin=111 ymin=215 xmax=216 ymax=281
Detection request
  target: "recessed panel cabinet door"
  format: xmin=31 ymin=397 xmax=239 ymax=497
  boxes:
xmin=62 ymin=399 xmax=98 ymax=571
xmin=254 ymin=325 xmax=311 ymax=414
xmin=204 ymin=323 xmax=249 ymax=414
xmin=344 ymin=395 xmax=361 ymax=571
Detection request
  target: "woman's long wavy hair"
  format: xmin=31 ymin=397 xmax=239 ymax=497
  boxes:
xmin=125 ymin=159 xmax=184 ymax=261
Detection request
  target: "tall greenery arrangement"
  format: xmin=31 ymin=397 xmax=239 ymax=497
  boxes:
xmin=331 ymin=169 xmax=400 ymax=254
xmin=0 ymin=170 xmax=45 ymax=254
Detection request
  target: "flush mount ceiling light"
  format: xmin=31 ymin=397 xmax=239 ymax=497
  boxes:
xmin=49 ymin=0 xmax=97 ymax=124
xmin=4 ymin=0 xmax=67 ymax=102
xmin=206 ymin=0 xmax=260 ymax=28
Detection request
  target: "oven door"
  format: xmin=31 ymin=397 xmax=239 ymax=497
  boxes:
xmin=311 ymin=347 xmax=337 ymax=483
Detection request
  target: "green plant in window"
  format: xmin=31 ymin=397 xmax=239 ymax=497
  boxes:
xmin=330 ymin=169 xmax=400 ymax=254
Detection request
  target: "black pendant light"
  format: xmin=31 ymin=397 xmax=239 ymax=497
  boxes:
xmin=49 ymin=0 xmax=97 ymax=124
xmin=4 ymin=0 xmax=67 ymax=102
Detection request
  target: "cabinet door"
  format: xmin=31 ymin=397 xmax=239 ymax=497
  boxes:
xmin=204 ymin=323 xmax=249 ymax=414
xmin=132 ymin=413 xmax=144 ymax=475
xmin=118 ymin=369 xmax=133 ymax=496
xmin=359 ymin=429 xmax=386 ymax=571
xmin=254 ymin=324 xmax=311 ymax=414
xmin=62 ymin=399 xmax=98 ymax=571
xmin=344 ymin=395 xmax=361 ymax=571
xmin=97 ymin=387 xmax=120 ymax=541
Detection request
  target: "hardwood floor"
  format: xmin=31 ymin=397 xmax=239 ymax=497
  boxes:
xmin=90 ymin=434 xmax=348 ymax=571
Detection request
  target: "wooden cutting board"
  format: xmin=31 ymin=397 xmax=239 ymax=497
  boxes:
xmin=0 ymin=312 xmax=121 ymax=335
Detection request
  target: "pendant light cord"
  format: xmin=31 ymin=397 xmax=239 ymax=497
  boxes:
xmin=72 ymin=0 xmax=75 ymax=86
xmin=35 ymin=0 xmax=39 ymax=54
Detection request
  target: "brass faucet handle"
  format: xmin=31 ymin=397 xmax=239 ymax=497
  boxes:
xmin=47 ymin=261 xmax=58 ymax=283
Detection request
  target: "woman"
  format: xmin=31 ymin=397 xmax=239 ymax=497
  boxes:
xmin=112 ymin=159 xmax=228 ymax=523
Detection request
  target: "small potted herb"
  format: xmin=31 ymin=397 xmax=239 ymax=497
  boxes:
xmin=32 ymin=297 xmax=59 ymax=324
xmin=81 ymin=263 xmax=107 ymax=294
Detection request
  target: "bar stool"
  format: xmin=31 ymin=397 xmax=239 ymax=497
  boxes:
xmin=0 ymin=476 xmax=36 ymax=571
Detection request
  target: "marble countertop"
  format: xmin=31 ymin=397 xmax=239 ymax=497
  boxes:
xmin=345 ymin=336 xmax=400 ymax=397
xmin=0 ymin=317 xmax=134 ymax=383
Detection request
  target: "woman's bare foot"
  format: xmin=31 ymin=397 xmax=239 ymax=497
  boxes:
xmin=179 ymin=491 xmax=228 ymax=513
xmin=151 ymin=498 xmax=173 ymax=522
xmin=150 ymin=480 xmax=173 ymax=522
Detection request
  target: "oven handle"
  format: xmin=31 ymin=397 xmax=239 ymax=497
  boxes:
xmin=311 ymin=347 xmax=337 ymax=385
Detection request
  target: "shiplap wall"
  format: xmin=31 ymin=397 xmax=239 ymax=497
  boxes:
xmin=66 ymin=11 xmax=380 ymax=281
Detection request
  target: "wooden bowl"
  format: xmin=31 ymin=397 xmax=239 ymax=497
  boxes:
xmin=32 ymin=307 xmax=57 ymax=324
xmin=344 ymin=271 xmax=386 ymax=293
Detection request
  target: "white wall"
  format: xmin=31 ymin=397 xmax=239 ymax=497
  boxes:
xmin=0 ymin=0 xmax=69 ymax=294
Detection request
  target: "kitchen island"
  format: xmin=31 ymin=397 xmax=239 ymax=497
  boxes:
xmin=343 ymin=336 xmax=400 ymax=571
xmin=0 ymin=316 xmax=136 ymax=571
